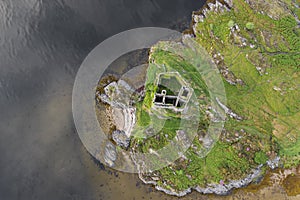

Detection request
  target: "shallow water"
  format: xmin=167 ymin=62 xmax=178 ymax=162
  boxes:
xmin=0 ymin=0 xmax=299 ymax=199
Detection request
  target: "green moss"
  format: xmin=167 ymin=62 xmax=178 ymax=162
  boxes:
xmin=275 ymin=16 xmax=300 ymax=51
xmin=131 ymin=0 xmax=300 ymax=193
xmin=246 ymin=22 xmax=255 ymax=30
xmin=194 ymin=0 xmax=299 ymax=162
xmin=228 ymin=20 xmax=235 ymax=28
xmin=254 ymin=151 xmax=268 ymax=165
xmin=157 ymin=141 xmax=252 ymax=191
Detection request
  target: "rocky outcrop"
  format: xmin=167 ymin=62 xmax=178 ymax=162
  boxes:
xmin=192 ymin=0 xmax=232 ymax=29
xmin=99 ymin=80 xmax=137 ymax=166
xmin=137 ymin=163 xmax=263 ymax=197
xmin=112 ymin=130 xmax=131 ymax=149
xmin=99 ymin=80 xmax=136 ymax=138
xmin=216 ymin=97 xmax=243 ymax=121
xmin=191 ymin=0 xmax=246 ymax=86
xmin=103 ymin=142 xmax=117 ymax=167
xmin=267 ymin=156 xmax=280 ymax=169
xmin=194 ymin=165 xmax=262 ymax=195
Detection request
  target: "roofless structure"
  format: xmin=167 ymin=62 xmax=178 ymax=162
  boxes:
xmin=153 ymin=72 xmax=193 ymax=112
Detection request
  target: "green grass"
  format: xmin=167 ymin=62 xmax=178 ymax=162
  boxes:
xmin=156 ymin=141 xmax=252 ymax=191
xmin=131 ymin=0 xmax=300 ymax=193
xmin=194 ymin=0 xmax=299 ymax=159
xmin=254 ymin=151 xmax=269 ymax=164
xmin=135 ymin=101 xmax=151 ymax=127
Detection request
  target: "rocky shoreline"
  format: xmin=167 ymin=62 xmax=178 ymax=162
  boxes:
xmin=97 ymin=65 xmax=281 ymax=196
xmin=96 ymin=0 xmax=296 ymax=196
xmin=136 ymin=156 xmax=281 ymax=197
xmin=134 ymin=0 xmax=284 ymax=196
xmin=154 ymin=165 xmax=263 ymax=197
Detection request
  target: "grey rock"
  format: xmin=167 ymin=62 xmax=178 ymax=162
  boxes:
xmin=267 ymin=156 xmax=280 ymax=169
xmin=104 ymin=142 xmax=117 ymax=167
xmin=112 ymin=130 xmax=131 ymax=149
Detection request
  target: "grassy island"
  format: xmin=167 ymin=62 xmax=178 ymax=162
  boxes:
xmin=129 ymin=0 xmax=299 ymax=194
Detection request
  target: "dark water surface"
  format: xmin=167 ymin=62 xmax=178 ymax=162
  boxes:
xmin=0 ymin=0 xmax=205 ymax=199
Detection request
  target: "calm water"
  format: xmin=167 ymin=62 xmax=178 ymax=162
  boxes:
xmin=1 ymin=1 xmax=299 ymax=200
xmin=0 ymin=0 xmax=204 ymax=199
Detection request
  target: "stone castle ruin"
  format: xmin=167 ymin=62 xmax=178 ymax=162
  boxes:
xmin=153 ymin=72 xmax=193 ymax=112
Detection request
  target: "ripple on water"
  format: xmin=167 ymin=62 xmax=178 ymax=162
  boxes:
xmin=0 ymin=0 xmax=12 ymax=30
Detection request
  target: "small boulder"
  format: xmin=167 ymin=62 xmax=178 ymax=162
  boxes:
xmin=104 ymin=142 xmax=117 ymax=167
xmin=112 ymin=130 xmax=131 ymax=149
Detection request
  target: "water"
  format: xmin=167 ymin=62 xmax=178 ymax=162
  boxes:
xmin=0 ymin=0 xmax=205 ymax=199
xmin=1 ymin=0 xmax=299 ymax=199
